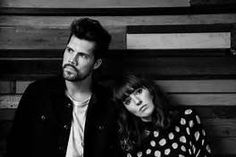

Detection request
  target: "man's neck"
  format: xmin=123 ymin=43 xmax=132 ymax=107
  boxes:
xmin=65 ymin=76 xmax=92 ymax=102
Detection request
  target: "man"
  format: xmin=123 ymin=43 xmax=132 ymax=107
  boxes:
xmin=7 ymin=18 xmax=120 ymax=157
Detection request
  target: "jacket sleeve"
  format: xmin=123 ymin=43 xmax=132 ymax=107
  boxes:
xmin=183 ymin=109 xmax=212 ymax=157
xmin=6 ymin=82 xmax=37 ymax=157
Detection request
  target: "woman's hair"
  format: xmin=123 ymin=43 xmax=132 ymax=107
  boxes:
xmin=112 ymin=74 xmax=175 ymax=151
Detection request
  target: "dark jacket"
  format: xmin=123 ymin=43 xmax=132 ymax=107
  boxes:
xmin=7 ymin=76 xmax=121 ymax=157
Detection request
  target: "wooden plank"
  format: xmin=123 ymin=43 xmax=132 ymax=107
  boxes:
xmin=16 ymin=81 xmax=32 ymax=94
xmin=127 ymin=32 xmax=231 ymax=49
xmin=0 ymin=26 xmax=125 ymax=50
xmin=190 ymin=0 xmax=236 ymax=6
xmin=1 ymin=56 xmax=236 ymax=80
xmin=155 ymin=80 xmax=236 ymax=93
xmin=1 ymin=14 xmax=236 ymax=28
xmin=127 ymin=24 xmax=232 ymax=33
xmin=0 ymin=95 xmax=21 ymax=109
xmin=14 ymin=80 xmax=236 ymax=94
xmin=0 ymin=0 xmax=189 ymax=8
xmin=0 ymin=81 xmax=15 ymax=94
xmin=203 ymin=118 xmax=236 ymax=137
xmin=169 ymin=94 xmax=236 ymax=106
xmin=211 ymin=138 xmax=236 ymax=155
xmin=193 ymin=106 xmax=236 ymax=119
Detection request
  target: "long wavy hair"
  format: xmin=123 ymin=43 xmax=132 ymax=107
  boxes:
xmin=112 ymin=74 xmax=175 ymax=151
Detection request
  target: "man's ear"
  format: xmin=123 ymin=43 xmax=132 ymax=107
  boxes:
xmin=93 ymin=58 xmax=102 ymax=70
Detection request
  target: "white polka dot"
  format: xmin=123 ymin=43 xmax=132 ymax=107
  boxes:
xmin=154 ymin=150 xmax=161 ymax=157
xmin=137 ymin=151 xmax=142 ymax=157
xmin=150 ymin=140 xmax=156 ymax=147
xmin=180 ymin=118 xmax=186 ymax=125
xmin=179 ymin=154 xmax=185 ymax=157
xmin=192 ymin=144 xmax=196 ymax=154
xmin=188 ymin=149 xmax=192 ymax=155
xmin=159 ymin=138 xmax=166 ymax=146
xmin=194 ymin=131 xmax=200 ymax=141
xmin=206 ymin=144 xmax=211 ymax=153
xmin=201 ymin=139 xmax=205 ymax=146
xmin=164 ymin=148 xmax=171 ymax=155
xmin=172 ymin=142 xmax=178 ymax=149
xmin=186 ymin=127 xmax=190 ymax=135
xmin=127 ymin=153 xmax=132 ymax=157
xmin=181 ymin=145 xmax=186 ymax=152
xmin=168 ymin=132 xmax=174 ymax=140
xmin=153 ymin=131 xmax=159 ymax=137
xmin=196 ymin=115 xmax=201 ymax=124
xmin=179 ymin=136 xmax=187 ymax=143
xmin=146 ymin=149 xmax=151 ymax=155
xmin=189 ymin=141 xmax=192 ymax=146
xmin=189 ymin=120 xmax=194 ymax=128
xmin=202 ymin=129 xmax=206 ymax=136
xmin=196 ymin=149 xmax=201 ymax=157
xmin=175 ymin=126 xmax=180 ymax=132
xmin=185 ymin=109 xmax=192 ymax=115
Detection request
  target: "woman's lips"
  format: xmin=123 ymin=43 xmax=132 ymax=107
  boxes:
xmin=139 ymin=104 xmax=148 ymax=112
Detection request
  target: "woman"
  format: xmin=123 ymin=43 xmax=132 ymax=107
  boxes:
xmin=112 ymin=74 xmax=211 ymax=157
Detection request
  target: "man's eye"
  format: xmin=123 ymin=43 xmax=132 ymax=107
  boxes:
xmin=66 ymin=47 xmax=73 ymax=53
xmin=123 ymin=97 xmax=131 ymax=105
xmin=79 ymin=53 xmax=89 ymax=59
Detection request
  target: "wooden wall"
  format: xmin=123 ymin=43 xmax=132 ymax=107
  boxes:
xmin=1 ymin=0 xmax=236 ymax=156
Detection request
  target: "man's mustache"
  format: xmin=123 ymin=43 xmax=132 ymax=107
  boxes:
xmin=63 ymin=64 xmax=79 ymax=73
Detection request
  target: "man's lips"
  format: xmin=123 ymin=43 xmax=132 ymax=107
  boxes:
xmin=64 ymin=64 xmax=77 ymax=72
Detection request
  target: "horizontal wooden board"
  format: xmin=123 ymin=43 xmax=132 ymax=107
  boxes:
xmin=190 ymin=0 xmax=236 ymax=6
xmin=0 ymin=26 xmax=125 ymax=50
xmin=1 ymin=14 xmax=236 ymax=28
xmin=127 ymin=24 xmax=233 ymax=33
xmin=169 ymin=94 xmax=236 ymax=106
xmin=155 ymin=80 xmax=236 ymax=93
xmin=0 ymin=0 xmax=189 ymax=8
xmin=0 ymin=81 xmax=15 ymax=94
xmin=211 ymin=138 xmax=236 ymax=155
xmin=11 ymin=80 xmax=236 ymax=94
xmin=127 ymin=32 xmax=231 ymax=49
xmin=1 ymin=56 xmax=236 ymax=80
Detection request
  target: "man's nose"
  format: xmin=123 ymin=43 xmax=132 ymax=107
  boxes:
xmin=68 ymin=54 xmax=78 ymax=66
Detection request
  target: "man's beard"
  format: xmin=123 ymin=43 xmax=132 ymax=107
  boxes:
xmin=62 ymin=64 xmax=91 ymax=82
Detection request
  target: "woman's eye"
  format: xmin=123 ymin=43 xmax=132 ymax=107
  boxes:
xmin=135 ymin=88 xmax=143 ymax=94
xmin=123 ymin=97 xmax=131 ymax=105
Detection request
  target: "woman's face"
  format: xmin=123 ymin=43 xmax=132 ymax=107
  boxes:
xmin=122 ymin=87 xmax=155 ymax=122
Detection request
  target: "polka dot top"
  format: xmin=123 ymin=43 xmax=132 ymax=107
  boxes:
xmin=125 ymin=109 xmax=212 ymax=157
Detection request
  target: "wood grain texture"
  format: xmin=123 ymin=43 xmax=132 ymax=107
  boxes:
xmin=0 ymin=26 xmax=125 ymax=50
xmin=13 ymin=80 xmax=236 ymax=94
xmin=1 ymin=14 xmax=236 ymax=28
xmin=0 ymin=0 xmax=189 ymax=8
xmin=127 ymin=32 xmax=231 ymax=49
xmin=1 ymin=56 xmax=236 ymax=80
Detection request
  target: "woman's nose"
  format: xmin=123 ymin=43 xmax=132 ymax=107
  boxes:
xmin=133 ymin=96 xmax=142 ymax=106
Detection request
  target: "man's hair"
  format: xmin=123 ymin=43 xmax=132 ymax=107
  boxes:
xmin=68 ymin=18 xmax=111 ymax=59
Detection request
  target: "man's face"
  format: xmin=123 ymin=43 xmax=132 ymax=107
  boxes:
xmin=62 ymin=35 xmax=101 ymax=81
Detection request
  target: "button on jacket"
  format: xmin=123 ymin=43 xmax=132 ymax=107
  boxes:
xmin=7 ymin=76 xmax=121 ymax=157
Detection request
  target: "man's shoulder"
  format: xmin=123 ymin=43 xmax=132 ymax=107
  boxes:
xmin=27 ymin=76 xmax=64 ymax=91
xmin=93 ymin=82 xmax=112 ymax=98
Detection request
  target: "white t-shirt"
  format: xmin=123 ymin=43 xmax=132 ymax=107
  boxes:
xmin=65 ymin=92 xmax=91 ymax=157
